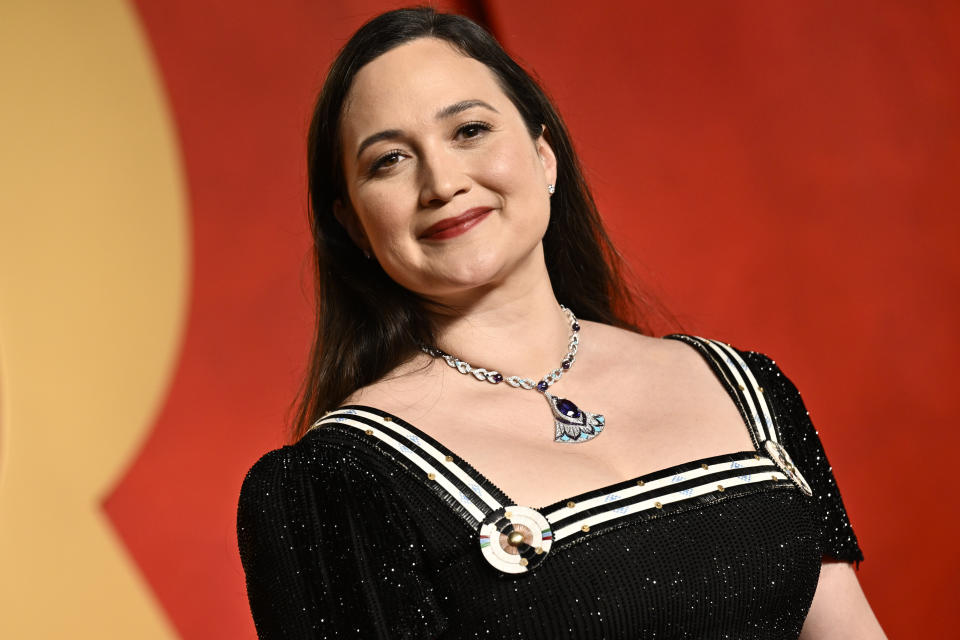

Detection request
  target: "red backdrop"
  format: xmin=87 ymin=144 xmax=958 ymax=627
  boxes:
xmin=104 ymin=1 xmax=959 ymax=637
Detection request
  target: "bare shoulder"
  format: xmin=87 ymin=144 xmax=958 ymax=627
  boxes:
xmin=576 ymin=320 xmax=698 ymax=378
xmin=571 ymin=321 xmax=757 ymax=459
xmin=576 ymin=321 xmax=740 ymax=425
xmin=340 ymin=351 xmax=446 ymax=415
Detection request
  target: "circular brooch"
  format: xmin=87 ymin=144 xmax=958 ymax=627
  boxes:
xmin=764 ymin=439 xmax=813 ymax=496
xmin=478 ymin=505 xmax=553 ymax=574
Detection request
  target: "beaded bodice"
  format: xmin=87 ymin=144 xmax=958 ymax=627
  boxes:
xmin=237 ymin=337 xmax=864 ymax=638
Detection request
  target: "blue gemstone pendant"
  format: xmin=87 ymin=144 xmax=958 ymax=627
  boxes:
xmin=543 ymin=392 xmax=605 ymax=443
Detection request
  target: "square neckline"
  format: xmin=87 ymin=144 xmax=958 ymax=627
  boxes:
xmin=318 ymin=335 xmax=779 ymax=515
xmin=325 ymin=403 xmax=766 ymax=514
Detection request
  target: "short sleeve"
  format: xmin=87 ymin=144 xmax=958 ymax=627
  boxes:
xmin=236 ymin=441 xmax=448 ymax=639
xmin=744 ymin=350 xmax=865 ymax=569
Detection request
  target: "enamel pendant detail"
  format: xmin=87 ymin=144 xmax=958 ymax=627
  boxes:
xmin=545 ymin=392 xmax=605 ymax=443
xmin=420 ymin=304 xmax=607 ymax=445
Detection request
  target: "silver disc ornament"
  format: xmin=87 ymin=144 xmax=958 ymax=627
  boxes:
xmin=478 ymin=505 xmax=553 ymax=574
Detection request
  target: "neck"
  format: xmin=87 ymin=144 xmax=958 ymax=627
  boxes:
xmin=423 ymin=261 xmax=572 ymax=379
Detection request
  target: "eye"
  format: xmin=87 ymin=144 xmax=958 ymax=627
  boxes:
xmin=369 ymin=149 xmax=406 ymax=174
xmin=456 ymin=121 xmax=493 ymax=140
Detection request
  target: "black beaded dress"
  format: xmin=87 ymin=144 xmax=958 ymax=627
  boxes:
xmin=236 ymin=336 xmax=864 ymax=639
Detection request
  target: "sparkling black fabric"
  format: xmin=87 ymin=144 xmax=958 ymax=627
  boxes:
xmin=237 ymin=345 xmax=863 ymax=639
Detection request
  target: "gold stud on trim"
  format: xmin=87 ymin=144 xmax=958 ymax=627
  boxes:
xmin=364 ymin=428 xmax=374 ymax=435
xmin=637 ymin=479 xmax=645 ymax=486
xmin=427 ymin=472 xmax=436 ymax=480
xmin=738 ymin=384 xmax=746 ymax=391
xmin=758 ymin=387 xmax=764 ymax=393
xmin=535 ymin=546 xmax=544 ymax=554
xmin=383 ymin=415 xmax=393 ymax=422
xmin=444 ymin=455 xmax=453 ymax=462
xmin=717 ymin=484 xmax=725 ymax=492
xmin=655 ymin=501 xmax=663 ymax=509
xmin=701 ymin=463 xmax=709 ymax=470
xmin=771 ymin=474 xmax=778 ymax=481
xmin=581 ymin=525 xmax=590 ymax=532
xmin=754 ymin=454 xmax=761 ymax=461
xmin=567 ymin=501 xmax=576 ymax=508
xmin=520 ymin=558 xmax=528 ymax=566
xmin=505 ymin=510 xmax=512 ymax=519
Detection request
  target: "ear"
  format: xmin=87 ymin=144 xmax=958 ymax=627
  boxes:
xmin=333 ymin=198 xmax=371 ymax=253
xmin=535 ymin=124 xmax=558 ymax=188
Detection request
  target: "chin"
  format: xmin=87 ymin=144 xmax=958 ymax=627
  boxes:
xmin=436 ymin=259 xmax=504 ymax=292
xmin=395 ymin=252 xmax=511 ymax=299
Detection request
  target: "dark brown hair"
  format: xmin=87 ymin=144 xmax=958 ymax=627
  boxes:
xmin=290 ymin=7 xmax=664 ymax=443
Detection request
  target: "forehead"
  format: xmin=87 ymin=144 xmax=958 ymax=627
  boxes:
xmin=342 ymin=37 xmax=509 ymax=134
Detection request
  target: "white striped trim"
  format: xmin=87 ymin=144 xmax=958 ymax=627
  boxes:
xmin=313 ymin=402 xmax=795 ymax=550
xmin=542 ymin=455 xmax=775 ymax=521
xmin=710 ymin=339 xmax=778 ymax=443
xmin=550 ymin=467 xmax=790 ymax=542
xmin=314 ymin=408 xmax=504 ymax=521
xmin=697 ymin=338 xmax=766 ymax=440
xmin=693 ymin=337 xmax=775 ymax=443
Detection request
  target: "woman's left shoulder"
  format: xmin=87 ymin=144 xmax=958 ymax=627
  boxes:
xmin=580 ymin=320 xmax=686 ymax=362
xmin=654 ymin=331 xmax=782 ymax=370
xmin=579 ymin=323 xmax=802 ymax=403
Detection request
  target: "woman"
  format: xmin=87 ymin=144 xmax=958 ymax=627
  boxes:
xmin=237 ymin=7 xmax=885 ymax=639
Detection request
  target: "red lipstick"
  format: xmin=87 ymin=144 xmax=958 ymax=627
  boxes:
xmin=420 ymin=207 xmax=493 ymax=240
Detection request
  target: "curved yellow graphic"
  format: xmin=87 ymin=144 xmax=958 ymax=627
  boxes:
xmin=0 ymin=1 xmax=187 ymax=637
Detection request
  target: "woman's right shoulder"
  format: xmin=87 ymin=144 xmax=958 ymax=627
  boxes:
xmin=339 ymin=351 xmax=444 ymax=411
xmin=238 ymin=426 xmax=373 ymax=501
xmin=242 ymin=352 xmax=446 ymax=496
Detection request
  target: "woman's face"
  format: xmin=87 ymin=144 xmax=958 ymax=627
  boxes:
xmin=335 ymin=37 xmax=557 ymax=301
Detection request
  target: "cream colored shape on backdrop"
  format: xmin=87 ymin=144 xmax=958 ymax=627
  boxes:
xmin=0 ymin=1 xmax=187 ymax=638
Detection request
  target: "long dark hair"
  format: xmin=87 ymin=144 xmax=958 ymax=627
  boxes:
xmin=290 ymin=7 xmax=666 ymax=443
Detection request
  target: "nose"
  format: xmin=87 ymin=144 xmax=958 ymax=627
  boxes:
xmin=418 ymin=145 xmax=471 ymax=208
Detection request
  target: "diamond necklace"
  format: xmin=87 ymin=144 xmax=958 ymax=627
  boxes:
xmin=419 ymin=305 xmax=606 ymax=443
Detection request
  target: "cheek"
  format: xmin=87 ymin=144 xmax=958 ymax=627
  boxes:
xmin=353 ymin=189 xmax=410 ymax=243
xmin=479 ymin=138 xmax=546 ymax=201
xmin=479 ymin=139 xmax=551 ymax=231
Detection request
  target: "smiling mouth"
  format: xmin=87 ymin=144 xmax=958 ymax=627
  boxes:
xmin=420 ymin=207 xmax=494 ymax=240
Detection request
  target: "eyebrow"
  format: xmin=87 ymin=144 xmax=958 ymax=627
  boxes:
xmin=435 ymin=99 xmax=499 ymax=120
xmin=355 ymin=99 xmax=500 ymax=159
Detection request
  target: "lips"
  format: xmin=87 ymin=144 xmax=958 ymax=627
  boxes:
xmin=420 ymin=207 xmax=493 ymax=239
